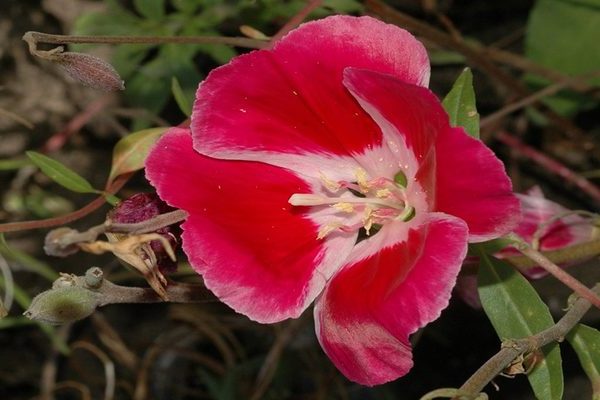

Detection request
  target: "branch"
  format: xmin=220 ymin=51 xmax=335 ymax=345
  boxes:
xmin=506 ymin=233 xmax=600 ymax=309
xmin=23 ymin=31 xmax=267 ymax=50
xmin=456 ymin=283 xmax=600 ymax=398
xmin=24 ymin=268 xmax=212 ymax=325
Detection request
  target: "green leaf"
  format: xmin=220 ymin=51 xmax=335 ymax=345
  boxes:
xmin=567 ymin=324 xmax=600 ymax=398
xmin=171 ymin=77 xmax=193 ymax=117
xmin=134 ymin=0 xmax=165 ymax=20
xmin=525 ymin=0 xmax=600 ymax=116
xmin=26 ymin=151 xmax=97 ymax=194
xmin=478 ymin=252 xmax=563 ymax=400
xmin=442 ymin=68 xmax=480 ymax=139
xmin=108 ymin=127 xmax=167 ymax=181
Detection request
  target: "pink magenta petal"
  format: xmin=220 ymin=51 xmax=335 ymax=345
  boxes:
xmin=145 ymin=128 xmax=356 ymax=323
xmin=435 ymin=127 xmax=520 ymax=242
xmin=342 ymin=68 xmax=519 ymax=240
xmin=192 ymin=16 xmax=430 ymax=171
xmin=314 ymin=214 xmax=468 ymax=385
xmin=342 ymin=68 xmax=443 ymax=201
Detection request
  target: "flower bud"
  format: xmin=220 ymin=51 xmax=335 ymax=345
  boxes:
xmin=55 ymin=52 xmax=125 ymax=92
xmin=108 ymin=193 xmax=181 ymax=274
xmin=24 ymin=286 xmax=100 ymax=325
xmin=44 ymin=227 xmax=80 ymax=257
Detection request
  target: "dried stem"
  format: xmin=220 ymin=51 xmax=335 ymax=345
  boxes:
xmin=96 ymin=277 xmax=211 ymax=306
xmin=23 ymin=31 xmax=267 ymax=50
xmin=497 ymin=131 xmax=600 ymax=205
xmin=365 ymin=0 xmax=586 ymax=139
xmin=456 ymin=283 xmax=600 ymax=398
xmin=481 ymin=71 xmax=600 ymax=128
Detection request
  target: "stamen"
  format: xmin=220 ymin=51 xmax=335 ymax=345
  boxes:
xmin=333 ymin=202 xmax=354 ymax=213
xmin=355 ymin=167 xmax=370 ymax=192
xmin=319 ymin=172 xmax=341 ymax=192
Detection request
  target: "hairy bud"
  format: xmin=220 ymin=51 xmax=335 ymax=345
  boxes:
xmin=24 ymin=286 xmax=100 ymax=325
xmin=55 ymin=52 xmax=125 ymax=92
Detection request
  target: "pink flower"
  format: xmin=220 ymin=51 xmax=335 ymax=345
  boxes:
xmin=500 ymin=186 xmax=596 ymax=278
xmin=145 ymin=16 xmax=519 ymax=385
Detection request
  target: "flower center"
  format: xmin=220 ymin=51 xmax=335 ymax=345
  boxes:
xmin=288 ymin=168 xmax=415 ymax=239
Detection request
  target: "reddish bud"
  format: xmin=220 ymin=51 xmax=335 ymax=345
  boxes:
xmin=55 ymin=52 xmax=124 ymax=92
xmin=108 ymin=193 xmax=180 ymax=274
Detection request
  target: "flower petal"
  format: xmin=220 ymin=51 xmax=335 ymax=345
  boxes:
xmin=434 ymin=127 xmax=520 ymax=242
xmin=145 ymin=128 xmax=356 ymax=322
xmin=192 ymin=16 xmax=429 ymax=174
xmin=342 ymin=68 xmax=442 ymax=209
xmin=314 ymin=214 xmax=468 ymax=385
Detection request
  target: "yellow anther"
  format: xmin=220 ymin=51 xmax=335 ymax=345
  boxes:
xmin=319 ymin=172 xmax=341 ymax=192
xmin=362 ymin=207 xmax=374 ymax=235
xmin=333 ymin=202 xmax=354 ymax=213
xmin=317 ymin=222 xmax=343 ymax=239
xmin=376 ymin=188 xmax=391 ymax=198
xmin=355 ymin=168 xmax=370 ymax=192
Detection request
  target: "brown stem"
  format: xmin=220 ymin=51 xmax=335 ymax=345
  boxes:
xmin=497 ymin=131 xmax=600 ymax=205
xmin=23 ymin=31 xmax=267 ymax=50
xmin=365 ymin=0 xmax=586 ymax=140
xmin=456 ymin=283 xmax=599 ymax=398
xmin=96 ymin=279 xmax=211 ymax=306
xmin=0 ymin=172 xmax=132 ymax=234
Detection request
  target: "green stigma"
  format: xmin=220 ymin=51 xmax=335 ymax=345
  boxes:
xmin=393 ymin=170 xmax=408 ymax=188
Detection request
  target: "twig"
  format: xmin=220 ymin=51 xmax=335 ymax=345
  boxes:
xmin=507 ymin=233 xmax=600 ymax=309
xmin=478 ymin=232 xmax=600 ymax=287
xmin=24 ymin=31 xmax=267 ymax=50
xmin=0 ymin=172 xmax=133 ymax=234
xmin=481 ymin=71 xmax=600 ymax=128
xmin=46 ymin=209 xmax=188 ymax=251
xmin=96 ymin=278 xmax=210 ymax=306
xmin=0 ymin=107 xmax=34 ymax=129
xmin=365 ymin=0 xmax=586 ymax=139
xmin=41 ymin=95 xmax=113 ymax=153
xmin=251 ymin=317 xmax=306 ymax=400
xmin=497 ymin=131 xmax=600 ymax=205
xmin=0 ymin=252 xmax=13 ymax=315
xmin=456 ymin=283 xmax=600 ymax=398
xmin=484 ymin=47 xmax=598 ymax=93
xmin=71 ymin=341 xmax=116 ymax=400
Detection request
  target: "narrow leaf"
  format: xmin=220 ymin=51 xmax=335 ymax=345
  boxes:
xmin=442 ymin=68 xmax=480 ymax=139
xmin=171 ymin=77 xmax=192 ymax=117
xmin=26 ymin=151 xmax=96 ymax=194
xmin=478 ymin=252 xmax=563 ymax=400
xmin=567 ymin=324 xmax=600 ymax=399
xmin=108 ymin=127 xmax=167 ymax=182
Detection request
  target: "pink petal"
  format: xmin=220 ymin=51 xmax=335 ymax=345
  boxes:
xmin=342 ymin=68 xmax=442 ymax=201
xmin=145 ymin=128 xmax=355 ymax=323
xmin=435 ymin=127 xmax=520 ymax=242
xmin=314 ymin=214 xmax=468 ymax=385
xmin=515 ymin=188 xmax=593 ymax=250
xmin=192 ymin=16 xmax=429 ymax=172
